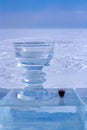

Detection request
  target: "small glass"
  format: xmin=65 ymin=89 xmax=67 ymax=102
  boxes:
xmin=13 ymin=41 xmax=54 ymax=100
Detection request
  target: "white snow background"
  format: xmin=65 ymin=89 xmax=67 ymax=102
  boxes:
xmin=0 ymin=29 xmax=87 ymax=89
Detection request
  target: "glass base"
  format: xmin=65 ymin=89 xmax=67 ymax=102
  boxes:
xmin=17 ymin=88 xmax=52 ymax=101
xmin=0 ymin=88 xmax=85 ymax=130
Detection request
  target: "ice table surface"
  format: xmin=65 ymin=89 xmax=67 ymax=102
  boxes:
xmin=0 ymin=88 xmax=82 ymax=107
xmin=0 ymin=88 xmax=84 ymax=130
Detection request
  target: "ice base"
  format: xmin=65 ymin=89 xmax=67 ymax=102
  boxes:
xmin=0 ymin=88 xmax=85 ymax=130
xmin=76 ymin=89 xmax=87 ymax=130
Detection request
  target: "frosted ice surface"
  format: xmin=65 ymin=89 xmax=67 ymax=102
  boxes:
xmin=0 ymin=29 xmax=87 ymax=88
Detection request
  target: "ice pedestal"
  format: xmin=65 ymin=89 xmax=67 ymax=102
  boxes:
xmin=0 ymin=88 xmax=84 ymax=130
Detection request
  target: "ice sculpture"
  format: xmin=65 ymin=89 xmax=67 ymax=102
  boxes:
xmin=0 ymin=41 xmax=85 ymax=130
xmin=13 ymin=41 xmax=54 ymax=100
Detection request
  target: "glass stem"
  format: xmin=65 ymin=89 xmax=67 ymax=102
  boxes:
xmin=20 ymin=65 xmax=47 ymax=99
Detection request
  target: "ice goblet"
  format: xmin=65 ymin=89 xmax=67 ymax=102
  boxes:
xmin=13 ymin=41 xmax=54 ymax=100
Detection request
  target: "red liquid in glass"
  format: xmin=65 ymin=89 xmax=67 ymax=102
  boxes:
xmin=58 ymin=89 xmax=65 ymax=97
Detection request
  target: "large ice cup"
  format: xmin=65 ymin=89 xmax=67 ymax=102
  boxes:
xmin=13 ymin=41 xmax=54 ymax=100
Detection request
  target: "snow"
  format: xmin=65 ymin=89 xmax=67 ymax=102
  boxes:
xmin=0 ymin=29 xmax=87 ymax=88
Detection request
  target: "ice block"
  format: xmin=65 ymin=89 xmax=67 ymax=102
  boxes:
xmin=0 ymin=88 xmax=84 ymax=130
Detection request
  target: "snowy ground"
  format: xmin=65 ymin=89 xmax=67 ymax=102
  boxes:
xmin=0 ymin=29 xmax=87 ymax=88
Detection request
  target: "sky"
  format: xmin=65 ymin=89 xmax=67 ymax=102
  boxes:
xmin=0 ymin=0 xmax=87 ymax=28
